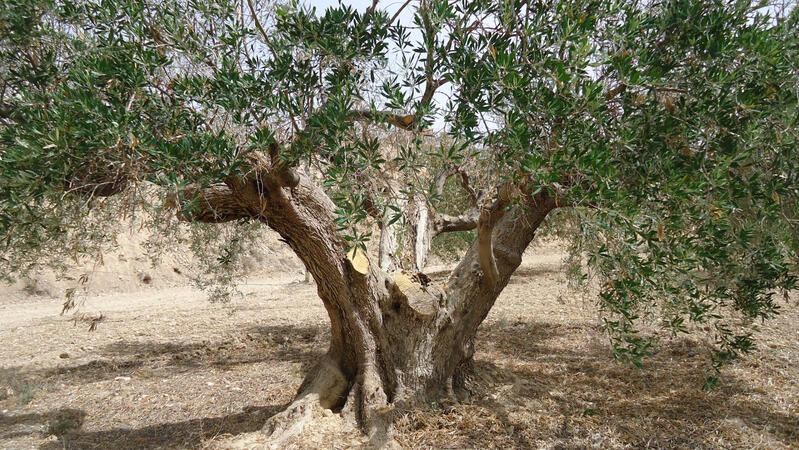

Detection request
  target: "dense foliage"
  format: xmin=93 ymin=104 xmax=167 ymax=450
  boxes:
xmin=1 ymin=0 xmax=797 ymax=375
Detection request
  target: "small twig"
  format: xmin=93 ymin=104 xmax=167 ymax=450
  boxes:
xmin=125 ymin=91 xmax=137 ymax=112
xmin=643 ymin=84 xmax=688 ymax=94
xmin=388 ymin=0 xmax=414 ymax=26
xmin=246 ymin=0 xmax=278 ymax=58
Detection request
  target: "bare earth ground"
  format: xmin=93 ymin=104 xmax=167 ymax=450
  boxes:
xmin=1 ymin=241 xmax=797 ymax=449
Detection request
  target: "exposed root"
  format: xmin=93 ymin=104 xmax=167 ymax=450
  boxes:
xmin=261 ymin=394 xmax=322 ymax=448
xmin=294 ymin=355 xmax=349 ymax=410
xmin=260 ymin=355 xmax=349 ymax=447
xmin=339 ymin=368 xmax=402 ymax=449
xmin=451 ymin=357 xmax=479 ymax=402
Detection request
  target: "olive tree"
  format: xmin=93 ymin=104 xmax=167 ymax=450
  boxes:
xmin=1 ymin=0 xmax=797 ymax=444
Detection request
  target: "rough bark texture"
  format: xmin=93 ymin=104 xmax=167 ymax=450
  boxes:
xmin=178 ymin=165 xmax=559 ymax=444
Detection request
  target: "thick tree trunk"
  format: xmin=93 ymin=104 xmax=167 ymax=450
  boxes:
xmin=212 ymin=170 xmax=558 ymax=445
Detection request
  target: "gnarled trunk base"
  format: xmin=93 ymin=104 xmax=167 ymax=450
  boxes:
xmin=260 ymin=356 xmax=477 ymax=449
xmin=257 ymin=294 xmax=489 ymax=448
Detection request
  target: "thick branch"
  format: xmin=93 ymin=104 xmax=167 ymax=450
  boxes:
xmin=436 ymin=211 xmax=479 ymax=233
xmin=419 ymin=78 xmax=447 ymax=107
xmin=170 ymin=184 xmax=253 ymax=223
xmin=425 ymin=165 xmax=486 ymax=236
xmin=432 ymin=167 xmax=452 ymax=199
xmin=476 ymin=188 xmax=510 ymax=288
xmin=351 ymin=109 xmax=416 ymax=130
xmin=457 ymin=168 xmax=478 ymax=203
xmin=428 ymin=169 xmax=488 ymax=236
xmin=425 ymin=187 xmax=560 ymax=391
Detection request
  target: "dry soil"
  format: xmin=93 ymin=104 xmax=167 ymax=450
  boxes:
xmin=1 ymin=241 xmax=797 ymax=449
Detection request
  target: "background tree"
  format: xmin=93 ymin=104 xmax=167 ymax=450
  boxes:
xmin=1 ymin=0 xmax=797 ymax=444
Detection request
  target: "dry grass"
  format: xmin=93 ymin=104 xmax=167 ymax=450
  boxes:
xmin=1 ymin=242 xmax=797 ymax=449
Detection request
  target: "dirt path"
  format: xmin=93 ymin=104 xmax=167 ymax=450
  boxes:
xmin=0 ymin=276 xmax=300 ymax=328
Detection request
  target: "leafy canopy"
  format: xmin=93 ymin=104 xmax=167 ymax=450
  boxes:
xmin=1 ymin=0 xmax=797 ymax=372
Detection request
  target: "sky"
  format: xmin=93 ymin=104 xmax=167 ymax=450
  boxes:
xmin=302 ymin=0 xmax=417 ymax=22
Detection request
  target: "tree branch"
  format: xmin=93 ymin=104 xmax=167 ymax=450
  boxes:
xmin=456 ymin=167 xmax=478 ymax=203
xmin=476 ymin=185 xmax=512 ymax=288
xmin=388 ymin=0 xmax=413 ymax=25
xmin=170 ymin=184 xmax=253 ymax=223
xmin=365 ymin=0 xmax=380 ymax=14
xmin=63 ymin=162 xmax=129 ymax=198
xmin=436 ymin=211 xmax=479 ymax=233
xmin=266 ymin=141 xmax=300 ymax=188
xmin=353 ymin=171 xmax=386 ymax=222
xmin=419 ymin=77 xmax=447 ymax=107
xmin=433 ymin=167 xmax=452 ymax=199
xmin=170 ymin=139 xmax=298 ymax=225
xmin=417 ymin=1 xmax=448 ymax=109
xmin=246 ymin=0 xmax=278 ymax=58
xmin=428 ymin=166 xmax=485 ymax=235
xmin=350 ymin=0 xmax=449 ymax=133
xmin=350 ymin=109 xmax=416 ymax=130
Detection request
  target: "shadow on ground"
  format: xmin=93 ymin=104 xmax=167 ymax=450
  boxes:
xmin=0 ymin=408 xmax=85 ymax=441
xmin=0 ymin=324 xmax=328 ymax=449
xmin=2 ymin=324 xmax=326 ymax=386
xmin=3 ymin=300 xmax=796 ymax=448
xmin=396 ymin=319 xmax=799 ymax=448
xmin=41 ymin=405 xmax=283 ymax=450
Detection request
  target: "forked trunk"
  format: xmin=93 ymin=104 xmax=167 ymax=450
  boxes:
xmin=227 ymin=173 xmax=556 ymax=445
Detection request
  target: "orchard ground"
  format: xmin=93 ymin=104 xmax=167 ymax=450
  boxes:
xmin=1 ymin=240 xmax=797 ymax=449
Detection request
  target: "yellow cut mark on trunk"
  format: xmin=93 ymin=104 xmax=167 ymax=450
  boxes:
xmin=393 ymin=272 xmax=414 ymax=294
xmin=347 ymin=247 xmax=370 ymax=274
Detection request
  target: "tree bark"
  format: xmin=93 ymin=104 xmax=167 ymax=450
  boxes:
xmin=178 ymin=169 xmax=558 ymax=444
